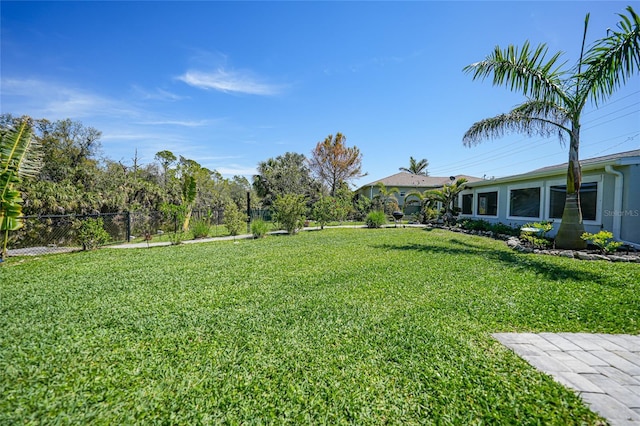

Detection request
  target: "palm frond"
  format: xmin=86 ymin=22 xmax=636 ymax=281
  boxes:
xmin=581 ymin=6 xmax=640 ymax=105
xmin=462 ymin=107 xmax=567 ymax=147
xmin=463 ymin=41 xmax=568 ymax=103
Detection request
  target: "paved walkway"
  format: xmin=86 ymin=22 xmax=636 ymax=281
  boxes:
xmin=493 ymin=333 xmax=640 ymax=426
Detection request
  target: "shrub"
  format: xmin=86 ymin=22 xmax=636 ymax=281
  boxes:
xmin=190 ymin=219 xmax=210 ymax=239
xmin=520 ymin=221 xmax=553 ymax=248
xmin=366 ymin=210 xmax=386 ymax=228
xmin=459 ymin=219 xmax=491 ymax=232
xmin=581 ymin=231 xmax=622 ymax=254
xmin=78 ymin=218 xmax=110 ymax=250
xmin=273 ymin=194 xmax=307 ymax=235
xmin=225 ymin=203 xmax=247 ymax=237
xmin=312 ymin=197 xmax=335 ymax=230
xmin=251 ymin=219 xmax=269 ymax=238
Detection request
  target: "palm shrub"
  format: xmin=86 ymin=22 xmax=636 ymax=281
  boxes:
xmin=251 ymin=219 xmax=269 ymax=238
xmin=273 ymin=194 xmax=307 ymax=235
xmin=366 ymin=210 xmax=386 ymax=228
xmin=1 ymin=116 xmax=42 ymax=259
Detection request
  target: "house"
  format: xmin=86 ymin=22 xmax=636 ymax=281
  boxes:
xmin=355 ymin=172 xmax=483 ymax=215
xmin=459 ymin=149 xmax=640 ymax=248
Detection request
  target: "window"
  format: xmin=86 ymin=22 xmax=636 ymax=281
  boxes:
xmin=549 ymin=182 xmax=598 ymax=221
xmin=477 ymin=191 xmax=498 ymax=216
xmin=462 ymin=193 xmax=473 ymax=215
xmin=509 ymin=187 xmax=540 ymax=218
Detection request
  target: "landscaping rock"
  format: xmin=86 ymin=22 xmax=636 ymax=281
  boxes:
xmin=575 ymin=252 xmax=597 ymax=261
xmin=559 ymin=250 xmax=575 ymax=258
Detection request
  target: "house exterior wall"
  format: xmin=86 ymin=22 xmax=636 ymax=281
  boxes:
xmin=619 ymin=164 xmax=640 ymax=244
xmin=459 ymin=166 xmax=639 ymax=246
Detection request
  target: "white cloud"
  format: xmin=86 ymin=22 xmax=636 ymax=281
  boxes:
xmin=137 ymin=119 xmax=221 ymax=127
xmin=177 ymin=68 xmax=282 ymax=95
xmin=1 ymin=78 xmax=137 ymax=120
xmin=215 ymin=164 xmax=257 ymax=177
xmin=130 ymin=85 xmax=186 ymax=101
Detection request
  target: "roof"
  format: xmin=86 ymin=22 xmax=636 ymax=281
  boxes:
xmin=467 ymin=149 xmax=640 ymax=188
xmin=357 ymin=172 xmax=483 ymax=191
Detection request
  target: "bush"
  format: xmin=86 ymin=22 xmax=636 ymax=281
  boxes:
xmin=251 ymin=219 xmax=269 ymax=238
xmin=581 ymin=231 xmax=622 ymax=254
xmin=190 ymin=219 xmax=210 ymax=239
xmin=78 ymin=218 xmax=110 ymax=250
xmin=273 ymin=194 xmax=307 ymax=235
xmin=312 ymin=197 xmax=335 ymax=230
xmin=225 ymin=203 xmax=247 ymax=237
xmin=458 ymin=219 xmax=491 ymax=232
xmin=366 ymin=210 xmax=386 ymax=228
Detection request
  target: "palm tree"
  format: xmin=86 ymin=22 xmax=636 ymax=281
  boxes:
xmin=405 ymin=178 xmax=468 ymax=224
xmin=462 ymin=6 xmax=640 ymax=249
xmin=1 ymin=117 xmax=42 ymax=259
xmin=373 ymin=182 xmax=399 ymax=214
xmin=399 ymin=156 xmax=429 ymax=175
xmin=429 ymin=178 xmax=468 ymax=224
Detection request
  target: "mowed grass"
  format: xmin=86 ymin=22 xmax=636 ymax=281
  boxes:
xmin=1 ymin=228 xmax=638 ymax=424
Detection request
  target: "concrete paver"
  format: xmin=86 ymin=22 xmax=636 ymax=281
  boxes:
xmin=494 ymin=333 xmax=640 ymax=426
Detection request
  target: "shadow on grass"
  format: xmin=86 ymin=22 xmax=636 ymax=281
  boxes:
xmin=372 ymin=237 xmax=622 ymax=287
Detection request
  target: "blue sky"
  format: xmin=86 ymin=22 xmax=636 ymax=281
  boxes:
xmin=2 ymin=1 xmax=639 ymax=188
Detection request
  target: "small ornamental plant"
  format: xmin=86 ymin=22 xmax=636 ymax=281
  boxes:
xmin=581 ymin=231 xmax=623 ymax=254
xmin=521 ymin=221 xmax=553 ymax=249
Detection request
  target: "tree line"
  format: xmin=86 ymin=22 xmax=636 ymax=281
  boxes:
xmin=0 ymin=115 xmax=375 ymax=221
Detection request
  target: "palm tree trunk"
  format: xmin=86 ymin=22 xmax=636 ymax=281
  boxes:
xmin=555 ymin=127 xmax=587 ymax=249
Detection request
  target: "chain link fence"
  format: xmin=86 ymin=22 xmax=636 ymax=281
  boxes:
xmin=5 ymin=208 xmax=274 ymax=257
xmin=5 ymin=213 xmax=129 ymax=257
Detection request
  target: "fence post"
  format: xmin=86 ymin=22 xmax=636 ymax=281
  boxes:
xmin=247 ymin=191 xmax=251 ymax=234
xmin=126 ymin=211 xmax=131 ymax=242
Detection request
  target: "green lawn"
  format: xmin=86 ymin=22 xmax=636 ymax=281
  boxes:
xmin=1 ymin=228 xmax=638 ymax=424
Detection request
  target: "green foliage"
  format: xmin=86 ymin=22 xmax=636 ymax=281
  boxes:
xmin=252 ymin=152 xmax=318 ymax=206
xmin=77 ymin=218 xmax=110 ymax=250
xmin=311 ymin=197 xmax=335 ymax=229
xmin=1 ymin=229 xmax=636 ymax=423
xmin=190 ymin=219 xmax=210 ymax=239
xmin=273 ymin=193 xmax=307 ymax=235
xmin=224 ymin=203 xmax=247 ymax=237
xmin=581 ymin=231 xmax=623 ymax=254
xmin=159 ymin=202 xmax=186 ymax=245
xmin=352 ymin=195 xmax=372 ymax=221
xmin=523 ymin=221 xmax=553 ymax=236
xmin=399 ymin=156 xmax=429 ymax=175
xmin=365 ymin=210 xmax=386 ymax=228
xmin=520 ymin=221 xmax=554 ymax=249
xmin=250 ymin=218 xmax=269 ymax=238
xmin=458 ymin=219 xmax=520 ymax=236
xmin=1 ymin=117 xmax=42 ymax=259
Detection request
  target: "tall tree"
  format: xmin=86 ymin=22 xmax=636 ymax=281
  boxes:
xmin=463 ymin=6 xmax=640 ymax=249
xmin=309 ymin=133 xmax=365 ymax=196
xmin=399 ymin=156 xmax=429 ymax=175
xmin=253 ymin=152 xmax=318 ymax=206
xmin=155 ymin=150 xmax=177 ymax=189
